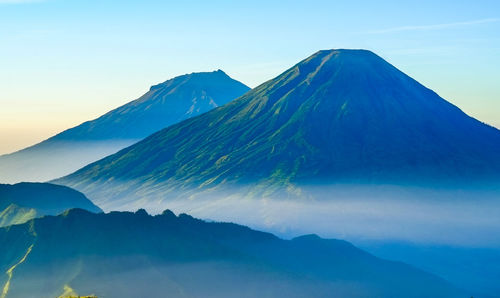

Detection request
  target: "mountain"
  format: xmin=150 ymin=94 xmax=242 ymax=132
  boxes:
xmin=0 ymin=182 xmax=101 ymax=227
xmin=0 ymin=70 xmax=249 ymax=184
xmin=0 ymin=208 xmax=464 ymax=298
xmin=54 ymin=49 xmax=500 ymax=210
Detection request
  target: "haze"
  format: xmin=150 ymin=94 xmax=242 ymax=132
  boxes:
xmin=89 ymin=184 xmax=500 ymax=248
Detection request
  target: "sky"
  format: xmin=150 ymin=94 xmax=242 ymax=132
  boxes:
xmin=0 ymin=0 xmax=499 ymax=155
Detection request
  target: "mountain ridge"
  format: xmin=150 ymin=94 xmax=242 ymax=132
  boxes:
xmin=54 ymin=49 xmax=500 ymax=210
xmin=0 ymin=208 xmax=464 ymax=297
xmin=0 ymin=70 xmax=249 ymax=183
xmin=0 ymin=182 xmax=102 ymax=227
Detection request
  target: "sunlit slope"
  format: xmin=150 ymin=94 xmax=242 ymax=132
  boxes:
xmin=0 ymin=209 xmax=463 ymax=298
xmin=0 ymin=70 xmax=249 ymax=183
xmin=0 ymin=182 xmax=101 ymax=227
xmin=56 ymin=49 xmax=500 ymax=208
xmin=0 ymin=204 xmax=36 ymax=227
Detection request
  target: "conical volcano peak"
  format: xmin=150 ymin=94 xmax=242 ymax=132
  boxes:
xmin=247 ymin=49 xmax=398 ymax=98
xmin=316 ymin=49 xmax=388 ymax=63
xmin=231 ymin=48 xmax=410 ymax=124
xmin=290 ymin=49 xmax=401 ymax=85
xmin=304 ymin=48 xmax=379 ymax=61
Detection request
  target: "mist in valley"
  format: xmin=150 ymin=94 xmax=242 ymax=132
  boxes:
xmin=92 ymin=183 xmax=500 ymax=248
xmin=75 ymin=182 xmax=499 ymax=296
xmin=0 ymin=140 xmax=138 ymax=184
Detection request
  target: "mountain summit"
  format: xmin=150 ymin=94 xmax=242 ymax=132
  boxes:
xmin=0 ymin=70 xmax=249 ymax=183
xmin=55 ymin=49 xmax=500 ymax=209
xmin=52 ymin=70 xmax=249 ymax=141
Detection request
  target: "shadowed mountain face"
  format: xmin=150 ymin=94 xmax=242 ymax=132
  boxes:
xmin=54 ymin=49 xmax=500 ymax=210
xmin=0 ymin=70 xmax=249 ymax=184
xmin=0 ymin=183 xmax=101 ymax=227
xmin=0 ymin=208 xmax=464 ymax=298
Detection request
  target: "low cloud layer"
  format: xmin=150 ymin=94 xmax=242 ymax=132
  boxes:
xmin=97 ymin=184 xmax=500 ymax=248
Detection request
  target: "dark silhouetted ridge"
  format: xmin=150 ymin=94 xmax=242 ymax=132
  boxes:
xmin=0 ymin=182 xmax=101 ymax=227
xmin=0 ymin=208 xmax=463 ymax=297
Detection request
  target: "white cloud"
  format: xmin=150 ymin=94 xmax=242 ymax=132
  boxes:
xmin=365 ymin=18 xmax=500 ymax=34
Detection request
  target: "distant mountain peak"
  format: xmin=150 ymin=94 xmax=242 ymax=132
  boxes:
xmin=0 ymin=70 xmax=249 ymax=183
xmin=150 ymin=69 xmax=234 ymax=91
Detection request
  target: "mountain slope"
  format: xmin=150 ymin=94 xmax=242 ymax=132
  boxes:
xmin=0 ymin=70 xmax=249 ymax=183
xmin=55 ymin=49 xmax=500 ymax=210
xmin=0 ymin=182 xmax=101 ymax=227
xmin=0 ymin=208 xmax=464 ymax=298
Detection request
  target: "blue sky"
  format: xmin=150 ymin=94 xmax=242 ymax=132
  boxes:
xmin=0 ymin=0 xmax=499 ymax=154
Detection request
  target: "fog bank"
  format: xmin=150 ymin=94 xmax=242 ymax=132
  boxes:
xmin=93 ymin=184 xmax=500 ymax=247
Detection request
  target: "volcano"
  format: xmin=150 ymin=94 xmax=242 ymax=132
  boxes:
xmin=54 ymin=49 xmax=500 ymax=210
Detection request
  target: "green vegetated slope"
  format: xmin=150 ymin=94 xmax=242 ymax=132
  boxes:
xmin=55 ymin=49 xmax=500 ymax=208
xmin=0 ymin=208 xmax=464 ymax=298
xmin=0 ymin=183 xmax=101 ymax=227
xmin=0 ymin=204 xmax=37 ymax=227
